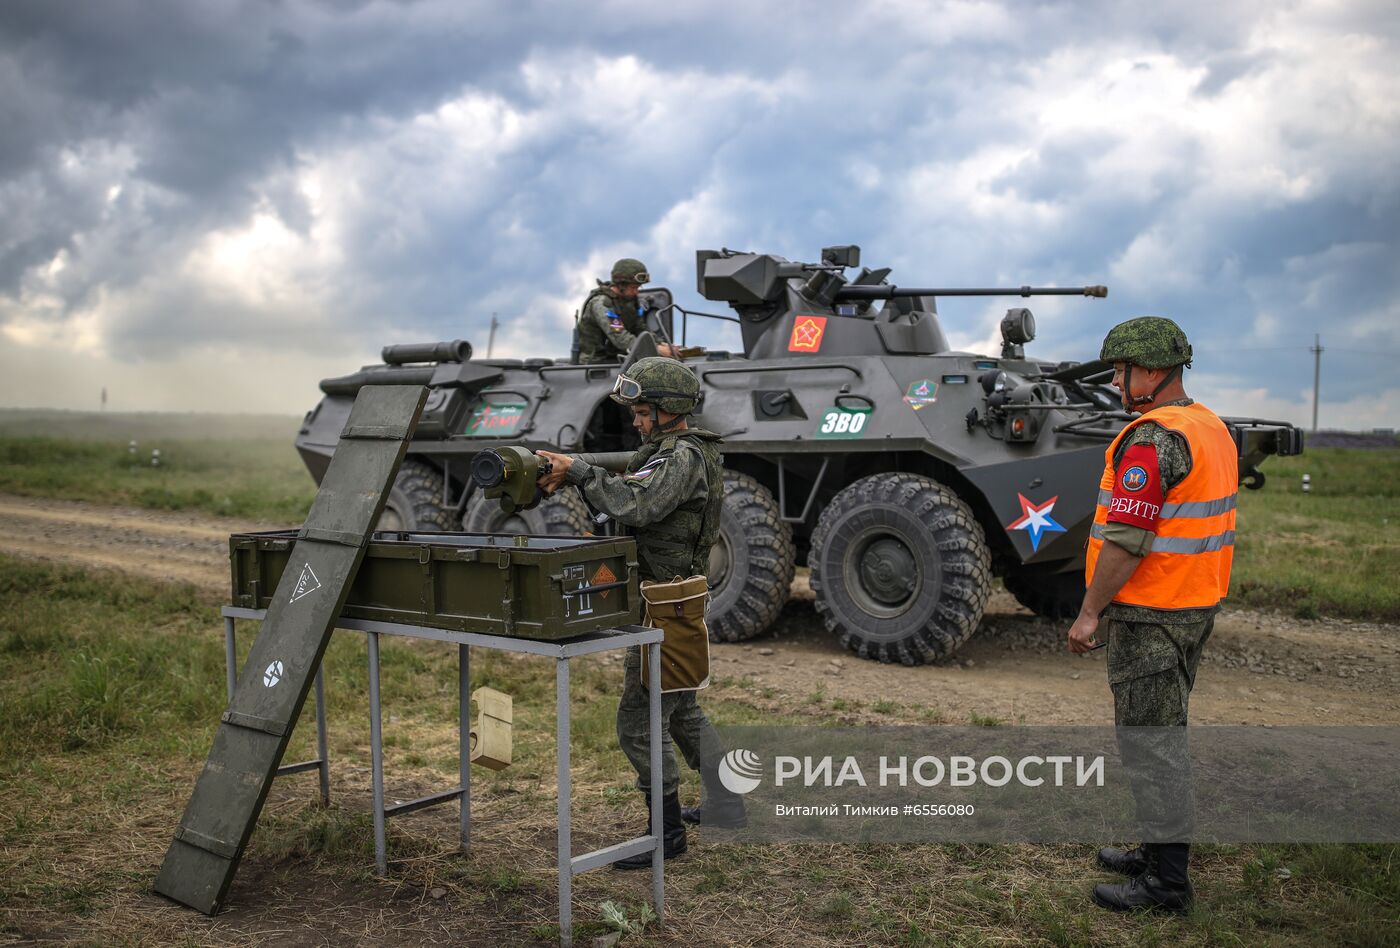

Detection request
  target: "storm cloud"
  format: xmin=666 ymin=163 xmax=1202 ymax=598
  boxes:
xmin=1 ymin=0 xmax=1397 ymax=424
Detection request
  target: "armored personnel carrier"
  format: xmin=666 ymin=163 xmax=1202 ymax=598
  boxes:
xmin=296 ymin=246 xmax=1301 ymax=664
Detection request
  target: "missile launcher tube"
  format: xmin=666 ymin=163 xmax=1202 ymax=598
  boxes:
xmin=382 ymin=339 xmax=473 ymax=365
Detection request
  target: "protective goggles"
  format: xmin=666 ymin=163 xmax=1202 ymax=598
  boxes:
xmin=611 ymin=373 xmax=643 ymax=403
xmin=615 ymin=271 xmax=649 ymax=285
xmin=611 ymin=373 xmax=690 ymax=407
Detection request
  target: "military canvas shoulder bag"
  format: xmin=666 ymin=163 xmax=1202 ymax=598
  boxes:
xmin=639 ymin=574 xmax=711 ymax=693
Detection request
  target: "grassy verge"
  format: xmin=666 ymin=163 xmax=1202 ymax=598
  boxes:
xmin=2 ymin=556 xmax=1395 ymax=945
xmin=1233 ymin=448 xmax=1400 ymax=620
xmin=0 ymin=410 xmax=314 ymax=521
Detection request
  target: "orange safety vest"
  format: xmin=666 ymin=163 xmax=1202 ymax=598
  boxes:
xmin=1084 ymin=403 xmax=1238 ymax=610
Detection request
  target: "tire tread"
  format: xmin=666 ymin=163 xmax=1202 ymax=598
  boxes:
xmin=461 ymin=486 xmax=591 ymax=535
xmin=390 ymin=460 xmax=455 ymax=531
xmin=808 ymin=472 xmax=991 ymax=665
xmin=708 ymin=472 xmax=795 ymax=642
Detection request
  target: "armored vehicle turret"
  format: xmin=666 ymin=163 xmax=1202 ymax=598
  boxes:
xmin=296 ymin=245 xmax=1301 ymax=664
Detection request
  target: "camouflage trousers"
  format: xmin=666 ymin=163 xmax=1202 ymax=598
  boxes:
xmin=617 ymin=646 xmax=725 ymax=797
xmin=1106 ymin=612 xmax=1216 ymax=843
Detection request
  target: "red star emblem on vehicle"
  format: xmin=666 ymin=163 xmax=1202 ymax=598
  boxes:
xmin=788 ymin=315 xmax=827 ymax=352
xmin=1005 ymin=493 xmax=1067 ymax=553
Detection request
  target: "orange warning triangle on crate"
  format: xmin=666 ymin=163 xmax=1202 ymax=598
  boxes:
xmin=591 ymin=563 xmax=617 ymax=598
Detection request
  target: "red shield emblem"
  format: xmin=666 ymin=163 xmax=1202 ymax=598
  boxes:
xmin=788 ymin=315 xmax=827 ymax=352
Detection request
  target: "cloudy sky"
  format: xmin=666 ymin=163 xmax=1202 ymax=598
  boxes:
xmin=1 ymin=0 xmax=1397 ymax=427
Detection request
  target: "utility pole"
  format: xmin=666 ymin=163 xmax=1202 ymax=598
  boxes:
xmin=487 ymin=312 xmax=499 ymax=358
xmin=1310 ymin=333 xmax=1323 ymax=432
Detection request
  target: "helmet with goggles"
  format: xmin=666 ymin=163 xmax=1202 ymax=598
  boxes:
xmin=610 ymin=357 xmax=700 ymax=416
xmin=610 ymin=257 xmax=650 ymax=286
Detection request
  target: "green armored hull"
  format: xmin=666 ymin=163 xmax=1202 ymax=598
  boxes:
xmin=230 ymin=530 xmax=639 ymax=640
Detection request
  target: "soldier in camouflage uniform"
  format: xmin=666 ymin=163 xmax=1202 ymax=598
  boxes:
xmin=1068 ymin=317 xmax=1239 ymax=914
xmin=536 ymin=357 xmax=746 ymax=869
xmin=576 ymin=258 xmax=679 ymax=364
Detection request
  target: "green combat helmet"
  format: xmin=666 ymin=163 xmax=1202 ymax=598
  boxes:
xmin=611 ymin=257 xmax=650 ymax=285
xmin=1100 ymin=316 xmax=1192 ymax=408
xmin=1099 ymin=316 xmax=1192 ymax=368
xmin=610 ymin=356 xmax=700 ymax=427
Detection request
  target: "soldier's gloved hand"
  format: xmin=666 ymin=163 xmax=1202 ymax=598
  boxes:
xmin=535 ymin=450 xmax=572 ymax=494
xmin=657 ymin=343 xmax=678 ymax=358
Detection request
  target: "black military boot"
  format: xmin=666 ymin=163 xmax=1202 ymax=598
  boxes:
xmin=1092 ymin=844 xmax=1194 ymax=914
xmin=615 ymin=792 xmax=687 ymax=870
xmin=1097 ymin=843 xmax=1151 ymax=877
xmin=682 ymin=767 xmax=749 ymax=829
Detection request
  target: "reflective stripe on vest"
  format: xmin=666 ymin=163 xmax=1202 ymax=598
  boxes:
xmin=1095 ymin=490 xmax=1238 ymax=519
xmin=1089 ymin=522 xmax=1237 ymax=554
xmin=1084 ymin=403 xmax=1238 ymax=610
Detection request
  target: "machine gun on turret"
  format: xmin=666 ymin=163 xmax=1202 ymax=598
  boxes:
xmin=688 ymin=246 xmax=1108 ymax=360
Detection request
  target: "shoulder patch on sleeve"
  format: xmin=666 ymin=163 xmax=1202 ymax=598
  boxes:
xmin=1107 ymin=442 xmax=1164 ymax=530
xmin=624 ymin=454 xmax=670 ymax=482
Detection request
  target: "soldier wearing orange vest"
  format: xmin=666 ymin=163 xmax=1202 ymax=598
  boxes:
xmin=1067 ymin=316 xmax=1238 ymax=915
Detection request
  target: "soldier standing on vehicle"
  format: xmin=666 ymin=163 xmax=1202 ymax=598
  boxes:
xmin=576 ymin=258 xmax=680 ymax=364
xmin=536 ymin=357 xmax=746 ymax=868
xmin=1066 ymin=317 xmax=1238 ymax=914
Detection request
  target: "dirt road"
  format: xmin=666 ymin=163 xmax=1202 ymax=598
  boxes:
xmin=3 ymin=492 xmax=1396 ymax=726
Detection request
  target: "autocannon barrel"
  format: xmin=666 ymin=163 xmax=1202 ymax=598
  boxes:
xmin=381 ymin=339 xmax=473 ymax=365
xmin=834 ymin=285 xmax=1108 ymax=301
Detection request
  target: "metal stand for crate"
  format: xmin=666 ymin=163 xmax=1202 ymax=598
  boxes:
xmin=221 ymin=606 xmax=665 ymax=947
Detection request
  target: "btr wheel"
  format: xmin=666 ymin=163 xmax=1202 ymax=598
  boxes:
xmin=461 ymin=485 xmax=591 ymax=536
xmin=1003 ymin=568 xmax=1085 ymax=620
xmin=378 ymin=460 xmax=455 ymax=532
xmin=809 ymin=473 xmax=991 ymax=665
xmin=707 ymin=472 xmax=796 ymax=642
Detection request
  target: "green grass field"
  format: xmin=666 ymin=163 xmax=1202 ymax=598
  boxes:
xmin=2 ymin=557 xmax=1396 ymax=945
xmin=0 ymin=409 xmax=315 ymax=521
xmin=1233 ymin=448 xmax=1400 ymax=620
